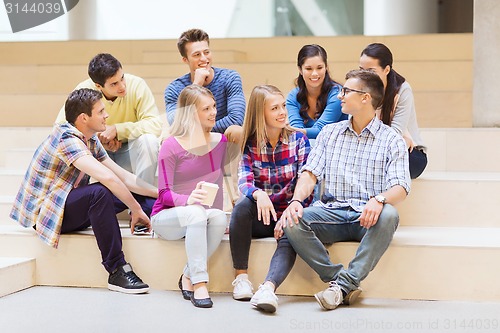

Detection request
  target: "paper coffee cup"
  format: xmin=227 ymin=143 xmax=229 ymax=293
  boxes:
xmin=201 ymin=182 xmax=219 ymax=206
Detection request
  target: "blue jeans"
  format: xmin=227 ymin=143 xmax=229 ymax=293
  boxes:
xmin=284 ymin=204 xmax=399 ymax=294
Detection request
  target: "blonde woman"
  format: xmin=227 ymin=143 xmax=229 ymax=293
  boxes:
xmin=229 ymin=85 xmax=312 ymax=313
xmin=151 ymin=85 xmax=227 ymax=308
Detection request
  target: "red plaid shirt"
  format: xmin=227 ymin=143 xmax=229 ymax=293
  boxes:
xmin=238 ymin=131 xmax=311 ymax=217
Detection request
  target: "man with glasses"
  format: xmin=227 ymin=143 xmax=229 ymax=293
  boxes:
xmin=279 ymin=69 xmax=411 ymax=310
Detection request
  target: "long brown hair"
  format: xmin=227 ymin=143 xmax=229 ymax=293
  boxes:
xmin=240 ymin=85 xmax=293 ymax=153
xmin=360 ymin=43 xmax=406 ymax=126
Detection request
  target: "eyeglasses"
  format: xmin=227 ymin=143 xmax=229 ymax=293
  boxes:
xmin=340 ymin=87 xmax=368 ymax=97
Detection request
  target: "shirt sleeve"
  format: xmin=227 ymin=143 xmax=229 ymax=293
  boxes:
xmin=58 ymin=132 xmax=92 ymax=166
xmin=390 ymin=82 xmax=415 ymax=137
xmin=164 ymin=80 xmax=184 ymax=125
xmin=156 ymin=140 xmax=190 ymax=207
xmin=386 ymin=134 xmax=411 ymax=194
xmin=114 ymin=77 xmax=162 ymax=141
xmin=301 ymin=126 xmax=329 ymax=182
xmin=213 ymin=71 xmax=246 ymax=133
xmin=238 ymin=145 xmax=260 ymax=200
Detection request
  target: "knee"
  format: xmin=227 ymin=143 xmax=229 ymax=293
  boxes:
xmin=90 ymin=183 xmax=114 ymax=203
xmin=133 ymin=134 xmax=159 ymax=153
xmin=377 ymin=204 xmax=399 ymax=231
xmin=186 ymin=205 xmax=209 ymax=224
xmin=283 ymin=218 xmax=304 ymax=240
xmin=210 ymin=210 xmax=228 ymax=227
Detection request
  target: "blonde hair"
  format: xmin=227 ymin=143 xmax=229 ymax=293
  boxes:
xmin=240 ymin=85 xmax=293 ymax=152
xmin=169 ymin=85 xmax=215 ymax=137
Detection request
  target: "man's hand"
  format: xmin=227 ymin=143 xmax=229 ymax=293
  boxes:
xmin=280 ymin=200 xmax=303 ymax=228
xmin=254 ymin=190 xmax=277 ymax=225
xmin=101 ymin=138 xmax=122 ymax=152
xmin=98 ymin=125 xmax=118 ymax=143
xmin=130 ymin=209 xmax=151 ymax=234
xmin=193 ymin=68 xmax=211 ymax=86
xmin=359 ymin=197 xmax=383 ymax=229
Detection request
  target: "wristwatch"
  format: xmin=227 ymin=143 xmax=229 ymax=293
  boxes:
xmin=374 ymin=195 xmax=386 ymax=204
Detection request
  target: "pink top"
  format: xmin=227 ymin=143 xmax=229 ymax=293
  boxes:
xmin=151 ymin=134 xmax=227 ymax=216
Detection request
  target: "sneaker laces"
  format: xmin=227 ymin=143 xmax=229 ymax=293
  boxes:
xmin=232 ymin=275 xmax=250 ymax=287
xmin=258 ymin=284 xmax=278 ymax=300
xmin=327 ymin=281 xmax=343 ymax=305
xmin=232 ymin=275 xmax=253 ymax=293
xmin=124 ymin=271 xmax=144 ymax=285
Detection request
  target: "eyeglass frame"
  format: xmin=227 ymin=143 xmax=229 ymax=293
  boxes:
xmin=340 ymin=86 xmax=369 ymax=97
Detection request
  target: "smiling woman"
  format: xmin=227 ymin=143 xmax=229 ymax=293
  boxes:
xmin=286 ymin=44 xmax=347 ymax=140
xmin=228 ymin=84 xmax=313 ymax=313
xmin=150 ymin=84 xmax=228 ymax=309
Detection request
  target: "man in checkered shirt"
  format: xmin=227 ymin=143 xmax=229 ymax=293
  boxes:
xmin=11 ymin=88 xmax=157 ymax=294
xmin=280 ymin=69 xmax=411 ymax=311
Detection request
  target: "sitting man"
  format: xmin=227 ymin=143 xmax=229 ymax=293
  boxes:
xmin=56 ymin=53 xmax=162 ymax=186
xmin=164 ymin=29 xmax=246 ymax=207
xmin=12 ymin=88 xmax=157 ymax=294
xmin=280 ymin=69 xmax=411 ymax=310
xmin=164 ymin=28 xmax=246 ymax=140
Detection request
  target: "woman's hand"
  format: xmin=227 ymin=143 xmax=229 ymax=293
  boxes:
xmin=254 ymin=190 xmax=277 ymax=225
xmin=274 ymin=220 xmax=284 ymax=239
xmin=187 ymin=181 xmax=208 ymax=205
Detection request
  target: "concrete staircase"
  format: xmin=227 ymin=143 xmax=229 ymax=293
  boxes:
xmin=1 ymin=127 xmax=499 ymax=302
xmin=2 ymin=34 xmax=498 ymax=303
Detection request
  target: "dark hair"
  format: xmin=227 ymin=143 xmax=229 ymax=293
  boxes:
xmin=295 ymin=44 xmax=340 ymax=123
xmin=345 ymin=69 xmax=384 ymax=110
xmin=65 ymin=88 xmax=103 ymax=124
xmin=360 ymin=43 xmax=405 ymax=125
xmin=177 ymin=28 xmax=210 ymax=58
xmin=87 ymin=53 xmax=122 ymax=86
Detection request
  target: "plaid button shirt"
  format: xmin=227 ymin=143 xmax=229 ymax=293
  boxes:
xmin=303 ymin=117 xmax=411 ymax=212
xmin=10 ymin=123 xmax=107 ymax=248
xmin=238 ymin=131 xmax=311 ymax=217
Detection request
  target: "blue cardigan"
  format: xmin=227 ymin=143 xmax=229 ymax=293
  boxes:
xmin=286 ymin=84 xmax=347 ymax=139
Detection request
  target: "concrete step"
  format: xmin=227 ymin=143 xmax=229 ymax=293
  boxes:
xmin=0 ymin=34 xmax=472 ymax=65
xmin=0 ymin=257 xmax=35 ymax=297
xmin=0 ymin=196 xmax=14 ymax=224
xmin=398 ymin=171 xmax=500 ymax=227
xmin=0 ymin=224 xmax=498 ymax=301
xmin=0 ymin=169 xmax=24 ymax=197
xmin=421 ymin=128 xmax=500 ymax=172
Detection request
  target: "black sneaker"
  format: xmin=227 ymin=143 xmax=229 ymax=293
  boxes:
xmin=108 ymin=263 xmax=150 ymax=294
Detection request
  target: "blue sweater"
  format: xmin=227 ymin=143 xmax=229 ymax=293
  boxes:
xmin=164 ymin=67 xmax=246 ymax=133
xmin=286 ymin=84 xmax=347 ymax=139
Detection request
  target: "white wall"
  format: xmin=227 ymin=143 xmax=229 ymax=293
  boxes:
xmin=0 ymin=0 xmax=240 ymax=41
xmin=0 ymin=4 xmax=68 ymax=41
xmin=364 ymin=0 xmax=439 ymax=35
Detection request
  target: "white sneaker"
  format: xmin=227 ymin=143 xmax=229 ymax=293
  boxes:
xmin=314 ymin=281 xmax=343 ymax=310
xmin=232 ymin=274 xmax=253 ymax=301
xmin=250 ymin=284 xmax=278 ymax=313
